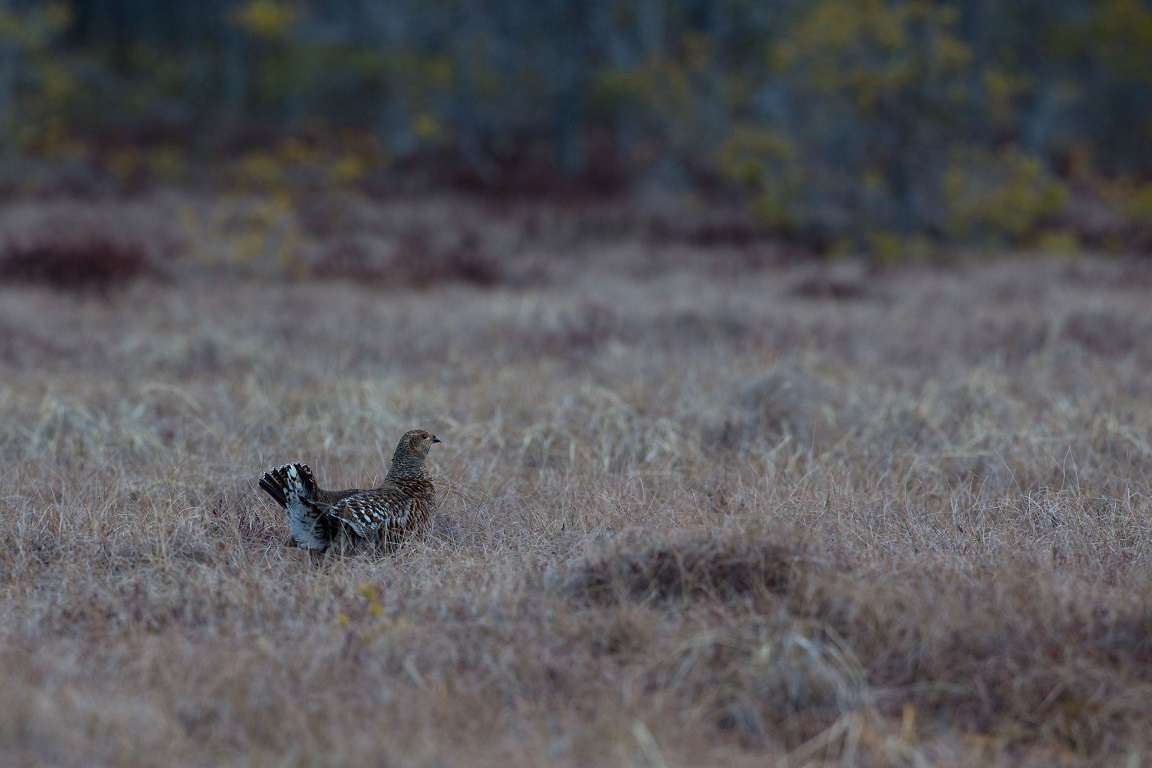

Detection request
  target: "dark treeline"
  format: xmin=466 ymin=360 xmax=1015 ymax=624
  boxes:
xmin=4 ymin=0 xmax=1152 ymax=252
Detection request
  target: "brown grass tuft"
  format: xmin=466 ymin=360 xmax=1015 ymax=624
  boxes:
xmin=559 ymin=533 xmax=807 ymax=605
xmin=311 ymin=226 xmax=502 ymax=288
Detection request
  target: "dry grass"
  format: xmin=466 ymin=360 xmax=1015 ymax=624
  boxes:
xmin=2 ymin=194 xmax=1152 ymax=766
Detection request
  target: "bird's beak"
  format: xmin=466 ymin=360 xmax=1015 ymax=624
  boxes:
xmin=431 ymin=435 xmax=441 ymax=443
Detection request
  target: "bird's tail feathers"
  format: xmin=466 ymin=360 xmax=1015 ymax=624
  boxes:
xmin=259 ymin=462 xmax=317 ymax=508
xmin=259 ymin=462 xmax=331 ymax=551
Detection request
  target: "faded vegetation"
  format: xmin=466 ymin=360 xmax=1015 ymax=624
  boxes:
xmin=3 ymin=195 xmax=1152 ymax=766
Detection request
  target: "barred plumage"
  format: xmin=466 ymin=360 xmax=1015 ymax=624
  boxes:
xmin=258 ymin=429 xmax=440 ymax=556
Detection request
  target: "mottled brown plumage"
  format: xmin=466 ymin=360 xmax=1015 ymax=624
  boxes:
xmin=259 ymin=429 xmax=440 ymax=556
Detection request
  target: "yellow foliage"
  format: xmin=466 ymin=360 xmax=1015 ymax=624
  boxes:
xmin=1035 ymin=229 xmax=1082 ymax=256
xmin=681 ymin=31 xmax=711 ymax=69
xmin=227 ymin=0 xmax=299 ymax=40
xmin=184 ymin=191 xmax=304 ymax=274
xmin=593 ymin=36 xmax=717 ymax=128
xmin=44 ymin=2 xmax=71 ymax=31
xmin=105 ymin=150 xmax=144 ymax=181
xmin=237 ymin=151 xmax=285 ymax=189
xmin=427 ymin=55 xmax=455 ymax=88
xmin=22 ymin=116 xmax=79 ymax=159
xmin=867 ymin=230 xmax=904 ymax=262
xmin=718 ymin=127 xmax=794 ymax=186
xmin=719 ymin=127 xmax=804 ymax=231
xmin=0 ymin=2 xmax=69 ymax=45
xmin=983 ymin=69 xmax=1032 ymax=126
xmin=269 ymin=190 xmax=293 ymax=213
xmin=0 ymin=2 xmax=77 ymax=156
xmin=1098 ymin=177 xmax=1152 ymax=229
xmin=280 ymin=137 xmax=320 ymax=166
xmin=411 ymin=112 xmax=446 ymax=142
xmin=356 ymin=582 xmax=384 ymax=620
xmin=232 ymin=229 xmax=269 ymax=264
xmin=849 ymin=230 xmax=935 ymax=261
xmin=942 ymin=146 xmax=1068 ymax=243
xmin=38 ymin=61 xmax=76 ymax=102
xmin=329 ymin=155 xmax=365 ymax=185
xmin=776 ymin=0 xmax=972 ymax=109
xmin=1092 ymin=0 xmax=1152 ymax=82
xmin=0 ymin=11 xmax=17 ymax=39
xmin=1122 ymin=182 xmax=1152 ymax=226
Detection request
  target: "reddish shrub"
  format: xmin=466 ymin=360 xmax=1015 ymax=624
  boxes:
xmin=389 ymin=228 xmax=502 ymax=289
xmin=0 ymin=236 xmax=153 ymax=292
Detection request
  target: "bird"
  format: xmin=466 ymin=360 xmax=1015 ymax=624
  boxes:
xmin=258 ymin=429 xmax=441 ymax=556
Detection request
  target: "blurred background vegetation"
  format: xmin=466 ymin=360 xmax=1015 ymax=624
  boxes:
xmin=2 ymin=0 xmax=1151 ymax=256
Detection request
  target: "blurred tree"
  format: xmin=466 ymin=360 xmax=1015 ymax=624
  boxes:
xmin=4 ymin=0 xmax=1151 ymax=252
xmin=772 ymin=0 xmax=978 ymax=237
xmin=0 ymin=2 xmax=73 ymax=168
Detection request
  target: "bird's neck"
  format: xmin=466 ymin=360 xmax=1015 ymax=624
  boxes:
xmin=385 ymin=451 xmax=427 ymax=482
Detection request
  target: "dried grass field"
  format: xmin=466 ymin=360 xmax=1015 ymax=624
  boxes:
xmin=3 ymin=196 xmax=1152 ymax=767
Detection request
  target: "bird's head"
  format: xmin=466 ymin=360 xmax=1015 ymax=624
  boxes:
xmin=400 ymin=428 xmax=441 ymax=457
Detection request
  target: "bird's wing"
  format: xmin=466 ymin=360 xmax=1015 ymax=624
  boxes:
xmin=315 ymin=486 xmax=364 ymax=506
xmin=327 ymin=487 xmax=416 ymax=539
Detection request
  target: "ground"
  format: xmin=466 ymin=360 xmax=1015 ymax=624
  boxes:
xmin=2 ymin=194 xmax=1152 ymax=767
